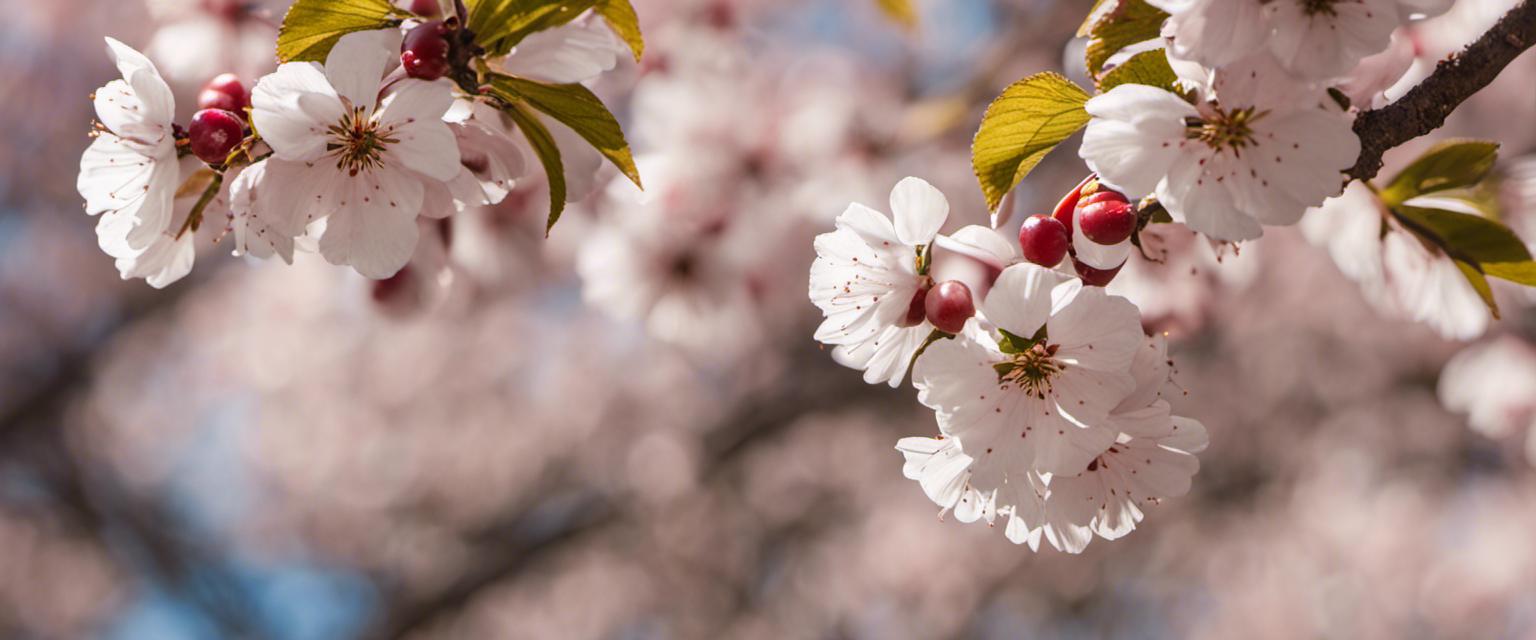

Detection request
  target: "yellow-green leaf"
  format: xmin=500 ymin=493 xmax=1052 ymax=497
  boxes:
xmin=501 ymin=102 xmax=567 ymax=232
xmin=595 ymin=0 xmax=644 ymax=62
xmin=1097 ymin=48 xmax=1176 ymax=92
xmin=874 ymin=0 xmax=918 ymax=30
xmin=1380 ymin=139 xmax=1500 ymax=206
xmin=1393 ymin=205 xmax=1536 ymax=287
xmin=972 ymin=72 xmax=1091 ymax=211
xmin=276 ymin=0 xmax=398 ymax=63
xmin=1084 ymin=0 xmax=1168 ymax=79
xmin=1076 ymin=0 xmax=1115 ymax=37
xmin=466 ymin=0 xmax=597 ymax=57
xmin=487 ymin=74 xmax=641 ymax=188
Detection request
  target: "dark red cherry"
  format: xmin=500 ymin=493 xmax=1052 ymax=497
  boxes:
xmin=401 ymin=20 xmax=452 ymax=81
xmin=1019 ymin=214 xmax=1070 ymax=267
xmin=1078 ymin=192 xmax=1136 ymax=246
xmin=197 ymin=73 xmax=248 ymax=114
xmin=188 ymin=108 xmax=244 ymax=164
xmin=925 ymin=281 xmax=975 ymax=334
xmin=1072 ymin=256 xmax=1124 ymax=287
xmin=898 ymin=280 xmax=932 ymax=328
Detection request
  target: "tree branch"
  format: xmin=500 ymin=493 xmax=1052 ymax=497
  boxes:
xmin=1348 ymin=0 xmax=1536 ymax=181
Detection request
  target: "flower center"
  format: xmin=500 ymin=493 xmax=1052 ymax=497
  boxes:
xmin=995 ymin=343 xmax=1061 ymax=400
xmin=1186 ymin=106 xmax=1264 ymax=155
xmin=326 ymin=106 xmax=398 ymax=176
xmin=1299 ymin=0 xmax=1338 ymax=17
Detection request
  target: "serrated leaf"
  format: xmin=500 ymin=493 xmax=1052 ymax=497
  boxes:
xmin=1097 ymin=48 xmax=1176 ymax=92
xmin=972 ymin=72 xmax=1091 ymax=211
xmin=595 ymin=0 xmax=643 ymax=61
xmin=1084 ymin=0 xmax=1168 ymax=79
xmin=276 ymin=0 xmax=398 ymax=63
xmin=1394 ymin=205 xmax=1536 ymax=287
xmin=501 ymin=102 xmax=567 ymax=232
xmin=874 ymin=0 xmax=918 ymax=30
xmin=1380 ymin=140 xmax=1500 ymax=206
xmin=487 ymin=74 xmax=640 ymax=188
xmin=466 ymin=0 xmax=597 ymax=57
xmin=1076 ymin=0 xmax=1116 ymax=37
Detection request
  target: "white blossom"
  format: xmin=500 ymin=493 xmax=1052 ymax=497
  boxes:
xmin=1081 ymin=53 xmax=1359 ymax=242
xmin=249 ymin=30 xmax=460 ymax=279
xmin=809 ymin=177 xmax=951 ymax=386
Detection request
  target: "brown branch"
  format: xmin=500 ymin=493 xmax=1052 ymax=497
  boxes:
xmin=1348 ymin=0 xmax=1536 ymax=181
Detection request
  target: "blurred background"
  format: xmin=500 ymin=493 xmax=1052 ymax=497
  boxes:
xmin=5 ymin=0 xmax=1536 ymax=638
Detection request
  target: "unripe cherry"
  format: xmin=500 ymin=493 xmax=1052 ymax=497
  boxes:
xmin=401 ymin=20 xmax=452 ymax=81
xmin=925 ymin=281 xmax=974 ymax=334
xmin=188 ymin=108 xmax=244 ymax=164
xmin=409 ymin=0 xmax=443 ymax=17
xmin=197 ymin=73 xmax=247 ymax=114
xmin=1077 ymin=189 xmax=1136 ymax=245
xmin=897 ymin=280 xmax=932 ymax=328
xmin=1018 ymin=214 xmax=1070 ymax=267
xmin=1072 ymin=256 xmax=1124 ymax=287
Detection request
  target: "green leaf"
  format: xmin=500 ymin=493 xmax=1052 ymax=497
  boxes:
xmin=501 ymin=102 xmax=567 ymax=232
xmin=595 ymin=0 xmax=644 ymax=62
xmin=466 ymin=0 xmax=597 ymax=57
xmin=487 ymin=74 xmax=641 ymax=188
xmin=276 ymin=0 xmax=398 ymax=63
xmin=1084 ymin=0 xmax=1168 ymax=79
xmin=1393 ymin=205 xmax=1536 ymax=287
xmin=1097 ymin=48 xmax=1176 ymax=92
xmin=972 ymin=72 xmax=1091 ymax=211
xmin=1380 ymin=140 xmax=1500 ymax=206
xmin=873 ymin=0 xmax=918 ymax=30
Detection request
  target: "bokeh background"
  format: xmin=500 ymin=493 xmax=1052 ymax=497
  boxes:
xmin=5 ymin=0 xmax=1536 ymax=638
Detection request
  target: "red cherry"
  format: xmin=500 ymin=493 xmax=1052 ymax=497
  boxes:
xmin=409 ymin=0 xmax=442 ymax=17
xmin=401 ymin=20 xmax=452 ymax=81
xmin=925 ymin=281 xmax=975 ymax=334
xmin=188 ymin=109 xmax=244 ymax=164
xmin=1072 ymin=256 xmax=1124 ymax=287
xmin=1078 ymin=195 xmax=1137 ymax=245
xmin=1018 ymin=214 xmax=1070 ymax=267
xmin=897 ymin=280 xmax=932 ymax=328
xmin=197 ymin=73 xmax=247 ymax=114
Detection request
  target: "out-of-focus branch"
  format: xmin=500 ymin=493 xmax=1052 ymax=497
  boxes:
xmin=1348 ymin=0 xmax=1536 ymax=181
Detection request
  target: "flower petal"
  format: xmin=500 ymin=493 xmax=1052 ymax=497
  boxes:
xmin=889 ymin=176 xmax=949 ymax=246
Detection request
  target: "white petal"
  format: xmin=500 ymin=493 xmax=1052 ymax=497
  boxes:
xmin=317 ymin=168 xmax=425 ymax=278
xmin=499 ymin=17 xmax=622 ymax=84
xmin=982 ymin=263 xmax=1066 ymax=338
xmin=936 ymin=225 xmax=1019 ymax=272
xmin=325 ymin=29 xmax=401 ymax=113
xmin=889 ymin=177 xmax=949 ymax=246
xmin=378 ymin=80 xmax=460 ymax=181
xmin=251 ymin=63 xmax=345 ymax=162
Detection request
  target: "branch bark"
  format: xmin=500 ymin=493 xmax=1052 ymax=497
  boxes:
xmin=1348 ymin=0 xmax=1536 ymax=181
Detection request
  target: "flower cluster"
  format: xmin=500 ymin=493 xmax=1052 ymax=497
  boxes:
xmin=77 ymin=4 xmax=630 ymax=287
xmin=1079 ymin=1 xmax=1452 ymax=243
xmin=810 ymin=178 xmax=1208 ymax=552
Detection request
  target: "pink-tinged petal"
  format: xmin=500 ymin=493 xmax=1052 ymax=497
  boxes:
xmin=228 ymin=160 xmax=297 ymax=263
xmin=498 ymin=18 xmax=622 ymax=84
xmin=103 ymin=38 xmax=174 ymax=129
xmin=889 ymin=176 xmax=949 ymax=246
xmin=256 ymin=158 xmax=350 ymax=237
xmin=1081 ymin=86 xmax=1193 ymax=199
xmin=1159 ymin=152 xmax=1263 ymax=241
xmin=251 ymin=63 xmax=345 ymax=162
xmin=116 ymin=233 xmax=195 ymax=288
xmin=325 ymin=29 xmax=401 ymax=113
xmin=377 ymin=84 xmax=460 ymax=182
xmin=317 ymin=168 xmax=424 ymax=278
xmin=983 ymin=263 xmax=1065 ymax=338
xmin=1048 ymin=286 xmax=1143 ymax=371
xmin=1162 ymin=416 xmax=1209 ymax=454
xmin=1118 ymin=333 xmax=1172 ymax=412
xmin=831 ymin=324 xmax=931 ymax=387
xmin=936 ymin=225 xmax=1020 ymax=272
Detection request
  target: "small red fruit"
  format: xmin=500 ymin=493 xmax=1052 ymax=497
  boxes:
xmin=188 ymin=108 xmax=244 ymax=164
xmin=409 ymin=0 xmax=442 ymax=17
xmin=401 ymin=20 xmax=452 ymax=81
xmin=1072 ymin=256 xmax=1124 ymax=287
xmin=1053 ymin=175 xmax=1096 ymax=239
xmin=1018 ymin=214 xmax=1070 ymax=267
xmin=898 ymin=280 xmax=932 ymax=328
xmin=197 ymin=73 xmax=248 ymax=114
xmin=925 ymin=281 xmax=975 ymax=334
xmin=1078 ymin=193 xmax=1137 ymax=246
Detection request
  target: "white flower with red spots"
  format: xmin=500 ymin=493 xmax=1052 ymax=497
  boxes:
xmin=248 ymin=30 xmax=460 ymax=279
xmin=809 ymin=177 xmax=951 ymax=387
xmin=1080 ymin=53 xmax=1359 ymax=242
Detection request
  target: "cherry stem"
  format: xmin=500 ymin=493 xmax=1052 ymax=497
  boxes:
xmin=177 ymin=172 xmax=224 ymax=240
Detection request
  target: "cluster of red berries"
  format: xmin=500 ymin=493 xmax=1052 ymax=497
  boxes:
xmin=899 ymin=278 xmax=975 ymax=335
xmin=187 ymin=73 xmax=249 ymax=165
xmin=1017 ymin=176 xmax=1136 ymax=287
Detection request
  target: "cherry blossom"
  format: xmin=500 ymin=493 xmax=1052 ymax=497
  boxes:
xmin=248 ymin=30 xmax=460 ymax=279
xmin=1439 ymin=337 xmax=1536 ymax=465
xmin=809 ymin=177 xmax=951 ymax=386
xmin=1080 ymin=53 xmax=1359 ymax=242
